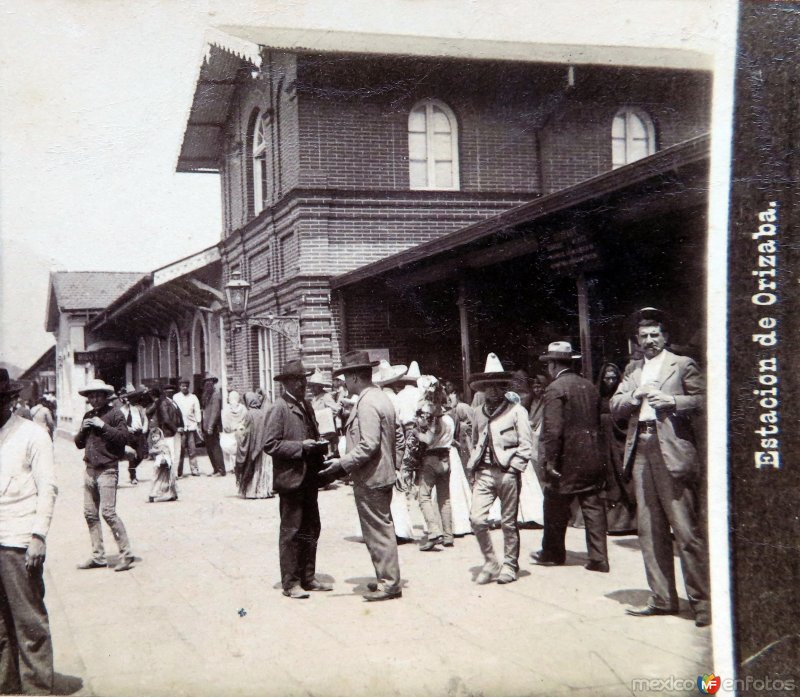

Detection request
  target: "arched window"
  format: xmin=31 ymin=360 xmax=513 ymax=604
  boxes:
xmin=192 ymin=314 xmax=208 ymax=377
xmin=137 ymin=338 xmax=147 ymax=382
xmin=408 ymin=99 xmax=459 ymax=190
xmin=151 ymin=338 xmax=162 ymax=379
xmin=252 ymin=110 xmax=270 ymax=214
xmin=168 ymin=327 xmax=180 ymax=379
xmin=611 ymin=108 xmax=656 ymax=169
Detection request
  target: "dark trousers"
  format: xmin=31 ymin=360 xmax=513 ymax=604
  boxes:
xmin=633 ymin=431 xmax=709 ymax=613
xmin=278 ymin=483 xmax=321 ymax=590
xmin=542 ymin=489 xmax=608 ymax=563
xmin=353 ymin=484 xmax=401 ymax=593
xmin=204 ymin=431 xmax=225 ymax=476
xmin=0 ymin=547 xmax=53 ymax=695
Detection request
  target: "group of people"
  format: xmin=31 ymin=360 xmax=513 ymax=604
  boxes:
xmin=0 ymin=304 xmax=709 ymax=693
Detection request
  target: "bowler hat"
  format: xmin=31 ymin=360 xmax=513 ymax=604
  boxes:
xmin=0 ymin=368 xmax=23 ymax=397
xmin=372 ymin=360 xmax=408 ymax=387
xmin=274 ymin=359 xmax=314 ymax=382
xmin=332 ymin=350 xmax=379 ymax=377
xmin=468 ymin=353 xmax=514 ymax=391
xmin=539 ymin=341 xmax=581 ymax=362
xmin=78 ymin=378 xmax=116 ymax=396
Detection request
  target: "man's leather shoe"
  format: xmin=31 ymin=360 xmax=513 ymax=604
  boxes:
xmin=282 ymin=587 xmax=310 ymax=599
xmin=419 ymin=536 xmax=443 ymax=551
xmin=496 ymin=568 xmax=517 ymax=584
xmin=302 ymin=580 xmax=333 ymax=592
xmin=77 ymin=559 xmax=106 ymax=570
xmin=114 ymin=556 xmax=134 ymax=572
xmin=475 ymin=563 xmax=501 ymax=585
xmin=530 ymin=550 xmax=564 ymax=566
xmin=625 ymin=605 xmax=678 ymax=617
xmin=363 ymin=588 xmax=402 ymax=602
xmin=442 ymin=540 xmax=454 ymax=548
xmin=695 ymin=614 xmax=711 ymax=627
xmin=584 ymin=560 xmax=610 ymax=573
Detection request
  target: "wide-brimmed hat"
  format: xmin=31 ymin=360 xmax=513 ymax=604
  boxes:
xmin=468 ymin=353 xmax=515 ymax=391
xmin=119 ymin=383 xmax=148 ymax=399
xmin=308 ymin=369 xmax=331 ymax=387
xmin=274 ymin=359 xmax=314 ymax=382
xmin=203 ymin=373 xmax=219 ymax=383
xmin=163 ymin=383 xmax=179 ymax=394
xmin=78 ymin=378 xmax=116 ymax=396
xmin=372 ymin=360 xmax=408 ymax=387
xmin=539 ymin=341 xmax=581 ymax=362
xmin=332 ymin=350 xmax=380 ymax=377
xmin=0 ymin=368 xmax=24 ymax=397
xmin=397 ymin=360 xmax=422 ymax=385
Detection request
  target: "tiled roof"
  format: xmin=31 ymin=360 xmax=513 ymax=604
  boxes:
xmin=51 ymin=271 xmax=146 ymax=311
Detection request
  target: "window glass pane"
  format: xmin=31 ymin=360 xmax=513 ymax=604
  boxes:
xmin=432 ymin=108 xmax=452 ymax=133
xmin=432 ymin=132 xmax=452 ymax=160
xmin=611 ymin=114 xmax=626 ymax=139
xmin=434 ymin=161 xmax=453 ymax=188
xmin=627 ymin=113 xmax=647 ymax=139
xmin=409 ymin=160 xmax=428 ymax=188
xmin=628 ymin=138 xmax=649 ymax=163
xmin=408 ymin=132 xmax=427 ymax=160
xmin=408 ymin=108 xmax=426 ymax=133
xmin=611 ymin=138 xmax=626 ymax=168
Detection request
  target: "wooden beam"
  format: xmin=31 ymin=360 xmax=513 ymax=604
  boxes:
xmin=189 ymin=278 xmax=226 ymax=303
xmin=457 ymin=275 xmax=473 ymax=402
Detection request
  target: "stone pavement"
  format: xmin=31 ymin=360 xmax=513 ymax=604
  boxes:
xmin=42 ymin=435 xmax=711 ymax=697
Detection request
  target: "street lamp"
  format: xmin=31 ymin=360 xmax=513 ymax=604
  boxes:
xmin=224 ymin=270 xmax=251 ymax=317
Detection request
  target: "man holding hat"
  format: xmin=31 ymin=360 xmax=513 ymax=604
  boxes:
xmin=610 ymin=308 xmax=709 ymax=626
xmin=0 ymin=368 xmax=58 ymax=693
xmin=201 ymin=374 xmax=225 ymax=477
xmin=173 ymin=379 xmax=202 ymax=477
xmin=532 ymin=342 xmax=609 ymax=572
xmin=465 ymin=353 xmax=533 ymax=585
xmin=319 ymin=350 xmax=403 ymax=601
xmin=263 ymin=359 xmax=331 ymax=599
xmin=74 ymin=378 xmax=135 ymax=572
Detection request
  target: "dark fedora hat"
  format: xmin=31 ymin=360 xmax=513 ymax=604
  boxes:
xmin=332 ymin=350 xmax=380 ymax=377
xmin=274 ymin=359 xmax=314 ymax=382
xmin=0 ymin=368 xmax=24 ymax=397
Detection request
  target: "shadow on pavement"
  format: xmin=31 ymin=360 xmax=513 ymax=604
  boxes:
xmin=53 ymin=672 xmax=83 ymax=695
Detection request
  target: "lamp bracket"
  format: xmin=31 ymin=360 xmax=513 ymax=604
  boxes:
xmin=247 ymin=315 xmax=301 ymax=348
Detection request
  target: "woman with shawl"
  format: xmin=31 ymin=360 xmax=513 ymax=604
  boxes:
xmin=598 ymin=362 xmax=636 ymax=534
xmin=147 ymin=427 xmax=178 ymax=502
xmin=220 ymin=390 xmax=248 ymax=474
xmin=236 ymin=391 xmax=274 ymax=499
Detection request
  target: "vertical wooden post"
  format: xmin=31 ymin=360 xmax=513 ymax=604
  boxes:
xmin=457 ymin=275 xmax=472 ymax=403
xmin=576 ymin=274 xmax=593 ymax=380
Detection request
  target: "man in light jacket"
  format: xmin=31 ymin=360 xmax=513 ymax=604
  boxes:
xmin=320 ymin=350 xmax=403 ymax=602
xmin=465 ymin=353 xmax=533 ymax=585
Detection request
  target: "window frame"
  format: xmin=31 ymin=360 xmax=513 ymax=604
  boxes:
xmin=407 ymin=98 xmax=460 ymax=191
xmin=611 ymin=107 xmax=656 ymax=169
xmin=252 ymin=110 xmax=270 ymax=214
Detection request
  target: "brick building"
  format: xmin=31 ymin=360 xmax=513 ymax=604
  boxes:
xmin=177 ymin=27 xmax=710 ymax=390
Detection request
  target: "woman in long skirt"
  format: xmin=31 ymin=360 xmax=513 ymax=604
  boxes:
xmin=237 ymin=392 xmax=274 ymax=499
xmin=147 ymin=428 xmax=178 ymax=502
xmin=221 ymin=390 xmax=248 ymax=474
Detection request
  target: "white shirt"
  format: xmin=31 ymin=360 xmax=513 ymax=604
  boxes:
xmin=638 ymin=349 xmax=667 ymax=421
xmin=0 ymin=414 xmax=58 ymax=548
xmin=173 ymin=392 xmax=202 ymax=431
xmin=120 ymin=403 xmax=146 ymax=431
xmin=396 ymin=385 xmax=421 ymax=426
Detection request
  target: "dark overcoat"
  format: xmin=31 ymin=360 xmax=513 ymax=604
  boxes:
xmin=263 ymin=395 xmax=322 ymax=493
xmin=538 ymin=370 xmax=604 ymax=495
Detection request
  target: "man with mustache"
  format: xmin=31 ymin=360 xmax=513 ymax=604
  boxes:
xmin=610 ymin=308 xmax=709 ymax=627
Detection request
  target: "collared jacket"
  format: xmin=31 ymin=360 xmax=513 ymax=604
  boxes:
xmin=539 ymin=370 xmax=604 ymax=494
xmin=467 ymin=398 xmax=532 ymax=474
xmin=201 ymin=387 xmax=222 ymax=435
xmin=74 ymin=403 xmax=128 ymax=467
xmin=340 ymin=385 xmax=399 ymax=489
xmin=263 ymin=394 xmax=323 ymax=493
xmin=610 ymin=349 xmax=704 ymax=481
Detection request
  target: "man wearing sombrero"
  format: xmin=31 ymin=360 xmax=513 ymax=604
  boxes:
xmin=74 ymin=379 xmax=135 ymax=572
xmin=263 ymin=359 xmax=331 ymax=599
xmin=320 ymin=351 xmax=403 ymax=601
xmin=0 ymin=368 xmax=58 ymax=693
xmin=532 ymin=341 xmax=609 ymax=572
xmin=465 ymin=353 xmax=533 ymax=585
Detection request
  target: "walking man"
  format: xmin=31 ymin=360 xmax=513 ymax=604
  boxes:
xmin=0 ymin=369 xmax=58 ymax=694
xmin=465 ymin=353 xmax=532 ymax=585
xmin=610 ymin=308 xmax=709 ymax=626
xmin=173 ymin=379 xmax=202 ymax=477
xmin=320 ymin=351 xmax=403 ymax=601
xmin=118 ymin=384 xmax=148 ymax=486
xmin=531 ymin=342 xmax=609 ymax=572
xmin=201 ymin=374 xmax=225 ymax=477
xmin=74 ymin=378 xmax=135 ymax=572
xmin=263 ymin=360 xmax=331 ymax=599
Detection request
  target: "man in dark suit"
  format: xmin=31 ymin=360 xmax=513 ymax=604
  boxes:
xmin=320 ymin=351 xmax=402 ymax=602
xmin=610 ymin=308 xmax=709 ymax=626
xmin=263 ymin=360 xmax=330 ymax=599
xmin=201 ymin=374 xmax=225 ymax=477
xmin=532 ymin=341 xmax=609 ymax=572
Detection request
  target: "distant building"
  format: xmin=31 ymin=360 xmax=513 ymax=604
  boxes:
xmin=18 ymin=346 xmax=56 ymax=405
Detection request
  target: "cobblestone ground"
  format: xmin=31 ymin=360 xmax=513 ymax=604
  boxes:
xmin=43 ymin=435 xmax=710 ymax=697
